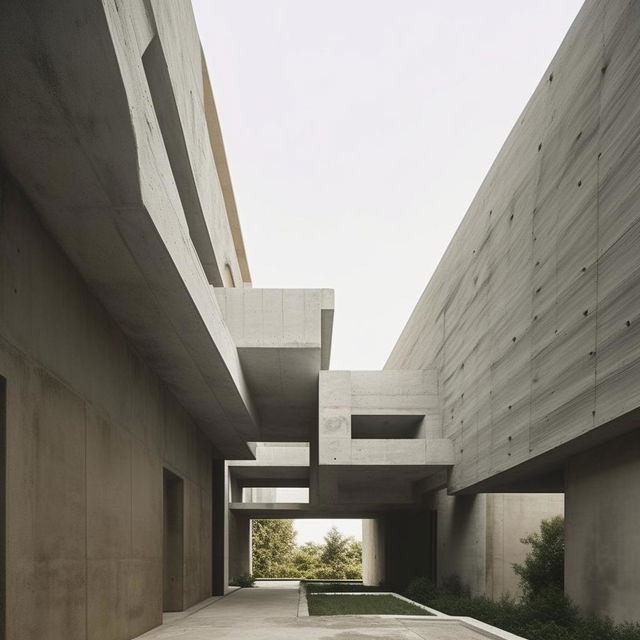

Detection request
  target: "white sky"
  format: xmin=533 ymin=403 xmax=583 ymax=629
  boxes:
xmin=193 ymin=0 xmax=584 ymax=544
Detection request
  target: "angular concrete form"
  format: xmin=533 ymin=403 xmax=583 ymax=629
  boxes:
xmin=216 ymin=288 xmax=334 ymax=441
xmin=1 ymin=0 xmax=640 ymax=637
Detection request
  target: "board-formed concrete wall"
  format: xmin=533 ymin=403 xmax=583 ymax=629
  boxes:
xmin=565 ymin=430 xmax=640 ymax=623
xmin=0 ymin=174 xmax=213 ymax=639
xmin=434 ymin=492 xmax=563 ymax=598
xmin=386 ymin=0 xmax=640 ymax=494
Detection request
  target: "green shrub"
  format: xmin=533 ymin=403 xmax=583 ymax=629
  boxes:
xmin=513 ymin=515 xmax=564 ymax=599
xmin=406 ymin=576 xmax=640 ymax=640
xmin=230 ymin=573 xmax=255 ymax=588
xmin=441 ymin=574 xmax=471 ymax=598
xmin=405 ymin=577 xmax=439 ymax=604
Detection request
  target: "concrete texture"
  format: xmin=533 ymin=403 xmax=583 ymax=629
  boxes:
xmin=318 ymin=370 xmax=451 ymax=466
xmin=132 ymin=582 xmax=507 ymax=640
xmin=436 ymin=492 xmax=564 ymax=598
xmin=0 ymin=174 xmax=212 ymax=638
xmin=0 ymin=0 xmax=258 ymax=459
xmin=362 ymin=519 xmax=386 ymax=587
xmin=565 ymin=429 xmax=640 ymax=623
xmin=228 ymin=512 xmax=252 ymax=581
xmin=228 ymin=443 xmax=310 ymax=489
xmin=216 ymin=288 xmax=334 ymax=441
xmin=316 ymin=370 xmax=454 ymax=507
xmin=2 ymin=0 xmax=640 ymax=632
xmin=385 ymin=0 xmax=640 ymax=497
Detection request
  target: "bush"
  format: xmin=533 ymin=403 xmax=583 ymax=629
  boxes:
xmin=405 ymin=577 xmax=439 ymax=604
xmin=513 ymin=515 xmax=564 ymax=599
xmin=403 ymin=574 xmax=640 ymax=640
xmin=230 ymin=573 xmax=255 ymax=588
xmin=441 ymin=574 xmax=470 ymax=598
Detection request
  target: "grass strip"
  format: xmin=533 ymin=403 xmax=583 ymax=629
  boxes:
xmin=307 ymin=593 xmax=431 ymax=616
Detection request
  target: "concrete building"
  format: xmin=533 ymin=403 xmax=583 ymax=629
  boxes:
xmin=0 ymin=0 xmax=639 ymax=638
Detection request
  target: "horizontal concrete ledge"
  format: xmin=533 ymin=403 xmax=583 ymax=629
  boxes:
xmin=229 ymin=502 xmax=434 ymax=519
xmin=451 ymin=406 xmax=640 ymax=494
xmin=228 ymin=444 xmax=310 ymax=467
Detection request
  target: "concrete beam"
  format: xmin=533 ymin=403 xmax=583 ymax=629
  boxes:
xmin=0 ymin=0 xmax=258 ymax=458
xmin=216 ymin=289 xmax=334 ymax=440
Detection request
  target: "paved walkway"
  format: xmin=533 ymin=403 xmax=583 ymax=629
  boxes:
xmin=134 ymin=581 xmax=510 ymax=640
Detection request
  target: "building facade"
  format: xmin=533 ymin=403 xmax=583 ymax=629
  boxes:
xmin=0 ymin=0 xmax=639 ymax=638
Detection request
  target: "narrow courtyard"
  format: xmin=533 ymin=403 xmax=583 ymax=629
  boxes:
xmin=135 ymin=582 xmax=519 ymax=640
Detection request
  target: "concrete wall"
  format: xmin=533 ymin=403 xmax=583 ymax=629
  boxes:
xmin=0 ymin=174 xmax=214 ymax=639
xmin=362 ymin=512 xmax=433 ymax=589
xmin=148 ymin=0 xmax=245 ymax=288
xmin=318 ymin=370 xmax=450 ymax=467
xmin=485 ymin=493 xmax=564 ymax=599
xmin=228 ymin=513 xmax=252 ymax=580
xmin=435 ymin=491 xmax=564 ymax=598
xmin=386 ymin=0 xmax=640 ymax=494
xmin=566 ymin=429 xmax=640 ymax=623
xmin=0 ymin=0 xmax=259 ymax=459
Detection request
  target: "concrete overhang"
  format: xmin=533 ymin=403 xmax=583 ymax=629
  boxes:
xmin=216 ymin=288 xmax=335 ymax=440
xmin=318 ymin=370 xmax=449 ymax=465
xmin=229 ymin=502 xmax=429 ymax=519
xmin=228 ymin=443 xmax=310 ymax=488
xmin=0 ymin=0 xmax=258 ymax=458
xmin=314 ymin=465 xmax=453 ymax=507
xmin=315 ymin=370 xmax=453 ymax=506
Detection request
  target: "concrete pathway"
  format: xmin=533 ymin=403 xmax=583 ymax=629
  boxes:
xmin=134 ymin=581 xmax=509 ymax=640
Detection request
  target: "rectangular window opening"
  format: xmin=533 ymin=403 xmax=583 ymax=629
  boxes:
xmin=351 ymin=414 xmax=425 ymax=439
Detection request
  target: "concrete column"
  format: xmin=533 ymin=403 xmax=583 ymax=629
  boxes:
xmin=229 ymin=475 xmax=243 ymax=503
xmin=228 ymin=513 xmax=252 ymax=580
xmin=566 ymin=429 xmax=640 ymax=624
xmin=212 ymin=460 xmax=229 ymax=595
xmin=435 ymin=492 xmax=487 ymax=595
xmin=362 ymin=518 xmax=385 ymax=586
xmin=362 ymin=511 xmax=433 ymax=589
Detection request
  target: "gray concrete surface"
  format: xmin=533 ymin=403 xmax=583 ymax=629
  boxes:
xmin=0 ymin=175 xmax=213 ymax=638
xmin=216 ymin=288 xmax=334 ymax=441
xmin=2 ymin=0 xmax=640 ymax=632
xmin=385 ymin=0 xmax=640 ymax=498
xmin=316 ymin=370 xmax=454 ymax=507
xmin=133 ymin=582 xmax=502 ymax=640
xmin=565 ymin=429 xmax=640 ymax=623
xmin=435 ymin=492 xmax=564 ymax=598
xmin=0 ymin=0 xmax=260 ymax=459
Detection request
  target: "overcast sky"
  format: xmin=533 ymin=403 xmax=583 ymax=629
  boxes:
xmin=193 ymin=0 xmax=583 ymax=543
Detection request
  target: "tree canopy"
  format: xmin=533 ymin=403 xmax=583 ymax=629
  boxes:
xmin=251 ymin=521 xmax=362 ymax=579
xmin=252 ymin=519 xmax=296 ymax=577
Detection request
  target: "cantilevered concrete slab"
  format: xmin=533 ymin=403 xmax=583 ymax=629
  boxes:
xmin=228 ymin=502 xmax=433 ymax=519
xmin=216 ymin=288 xmax=334 ymax=440
xmin=0 ymin=0 xmax=258 ymax=458
xmin=315 ymin=370 xmax=454 ymax=505
xmin=228 ymin=443 xmax=310 ymax=488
